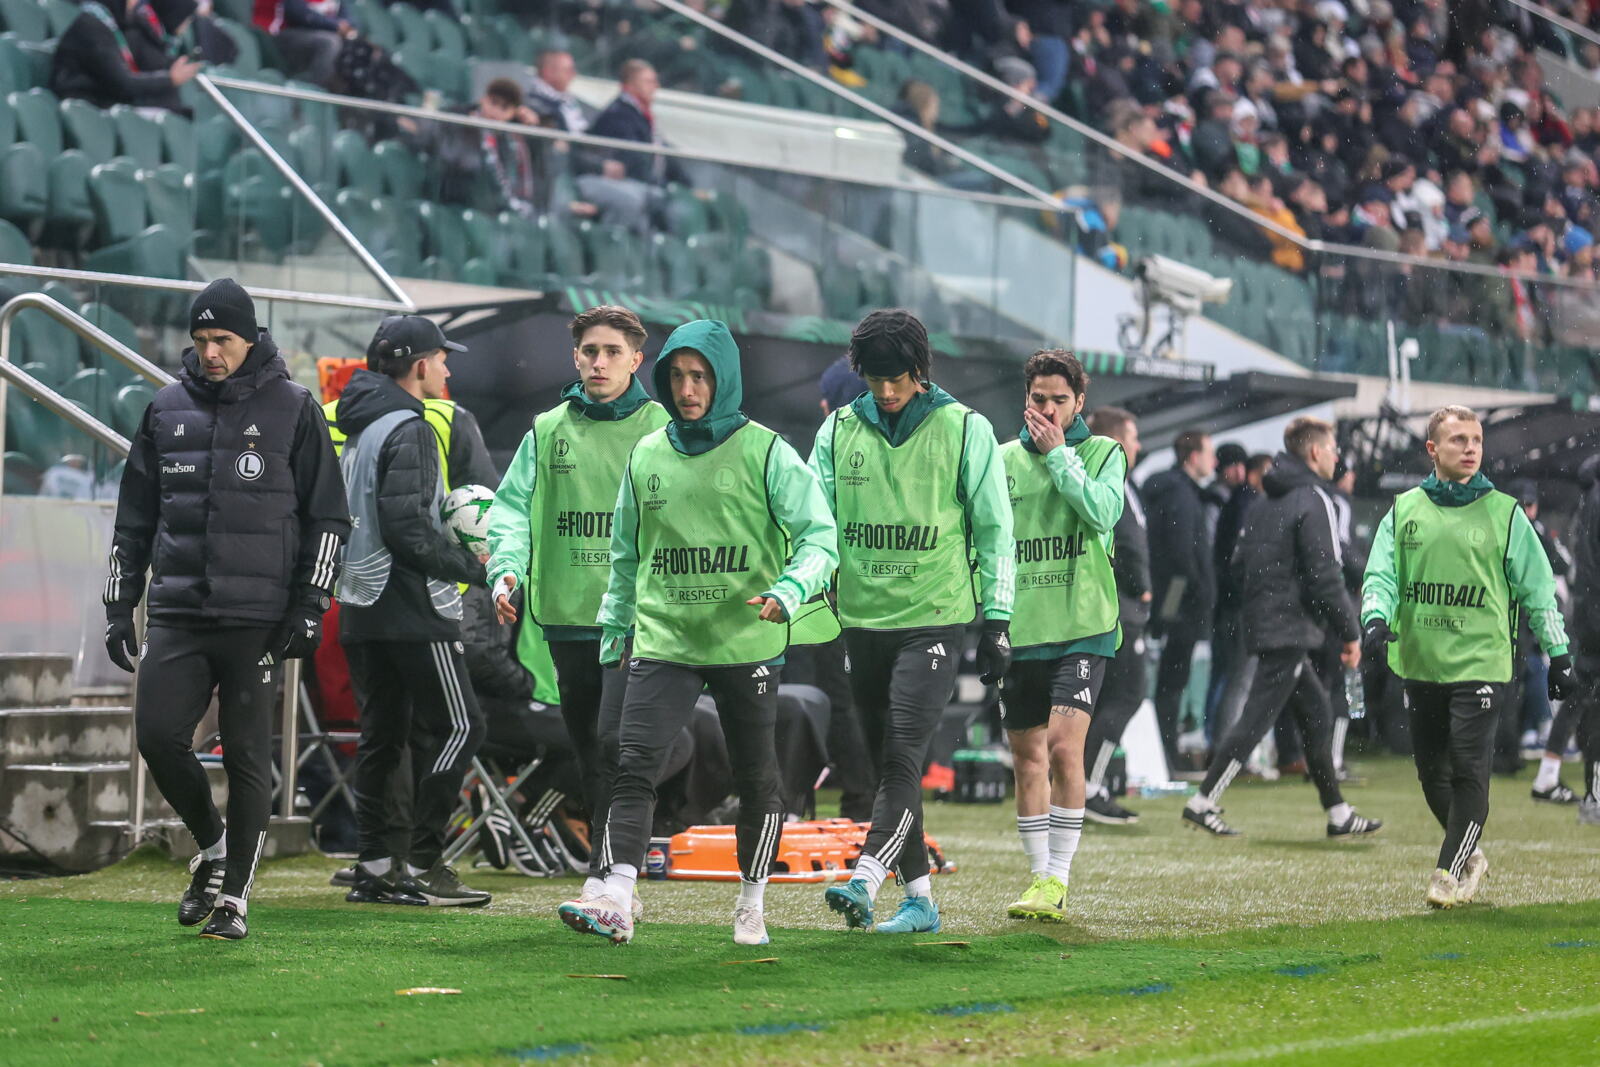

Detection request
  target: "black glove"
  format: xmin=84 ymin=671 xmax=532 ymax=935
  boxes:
xmin=105 ymin=613 xmax=138 ymax=673
xmin=273 ymin=600 xmax=326 ymax=661
xmin=1548 ymin=653 xmax=1575 ymax=702
xmin=1361 ymin=618 xmax=1396 ymax=665
xmin=976 ymin=620 xmax=1011 ymax=685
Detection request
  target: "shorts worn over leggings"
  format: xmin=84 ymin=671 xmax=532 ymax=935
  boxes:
xmin=600 ymin=658 xmax=784 ymax=883
xmin=346 ymin=640 xmax=485 ymax=869
xmin=1405 ymin=680 xmax=1507 ymax=878
xmin=546 ymin=637 xmax=630 ymax=877
xmin=1200 ymin=648 xmax=1344 ymax=810
xmin=136 ymin=624 xmax=280 ymax=904
xmin=843 ymin=625 xmax=963 ymax=883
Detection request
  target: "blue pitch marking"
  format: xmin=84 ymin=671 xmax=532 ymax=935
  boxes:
xmin=1275 ymin=965 xmax=1327 ymax=978
xmin=738 ymin=1022 xmax=827 ymax=1036
xmin=508 ymin=1044 xmax=592 ymax=1061
xmin=930 ymin=1003 xmax=1016 ymax=1017
xmin=1427 ymin=953 xmax=1463 ymax=960
xmin=1124 ymin=983 xmax=1173 ymax=996
xmin=1551 ymin=940 xmax=1594 ymax=949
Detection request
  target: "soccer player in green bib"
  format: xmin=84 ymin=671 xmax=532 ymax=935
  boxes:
xmin=812 ymin=309 xmax=1015 ymax=934
xmin=1361 ymin=405 xmax=1574 ymax=909
xmin=557 ymin=319 xmax=837 ymax=946
xmin=486 ymin=305 xmax=669 ymax=915
xmin=996 ymin=350 xmax=1124 ymax=923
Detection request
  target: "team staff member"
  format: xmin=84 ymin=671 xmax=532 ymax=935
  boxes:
xmin=812 ymin=309 xmax=1014 ymax=936
xmin=557 ymin=320 xmax=836 ymax=947
xmin=105 ymin=279 xmax=348 ymax=941
xmin=999 ymin=352 xmax=1125 ymax=923
xmin=1182 ymin=418 xmax=1382 ymax=839
xmin=1361 ymin=406 xmax=1573 ymax=907
xmin=336 ymin=316 xmax=492 ymax=909
xmin=1082 ymin=406 xmax=1149 ymax=825
xmin=487 ymin=305 xmax=668 ymax=916
xmin=1568 ymin=454 xmax=1600 ymax=826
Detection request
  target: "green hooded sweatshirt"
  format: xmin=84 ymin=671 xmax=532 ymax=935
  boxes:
xmin=597 ymin=321 xmax=839 ymax=665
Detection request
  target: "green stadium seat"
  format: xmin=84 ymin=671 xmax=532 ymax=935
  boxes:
xmin=458 ymin=207 xmax=508 ymax=277
xmin=0 ymin=33 xmax=27 ymax=95
xmin=58 ymin=98 xmax=117 ymax=164
xmin=354 ymin=0 xmax=398 ymax=51
xmin=83 ymin=222 xmax=184 ymax=283
xmin=3 ymin=391 xmax=70 ymax=468
xmin=153 ymin=110 xmax=194 ymax=170
xmin=821 ymin=263 xmax=864 ymax=320
xmin=80 ymin=300 xmax=141 ymax=355
xmin=212 ymin=18 xmax=261 ymax=75
xmin=88 ymin=159 xmax=147 ymax=245
xmin=648 ymin=232 xmax=693 ymax=299
xmin=372 ymin=139 xmax=423 ymax=199
xmin=109 ymin=104 xmax=163 ymax=168
xmin=12 ymin=303 xmax=81 ymax=385
xmin=541 ymin=212 xmax=585 ymax=283
xmin=287 ymin=125 xmax=330 ymax=186
xmin=332 ymin=129 xmax=380 ymax=195
xmin=0 ymin=0 xmax=48 ymax=42
xmin=426 ymin=9 xmax=465 ymax=59
xmin=42 ymin=0 xmax=78 ymax=36
xmin=495 ymin=209 xmax=542 ymax=287
xmin=583 ymin=222 xmax=641 ymax=289
xmin=391 ymin=4 xmax=434 ymax=51
xmin=418 ymin=200 xmax=468 ymax=276
xmin=9 ymin=87 xmax=62 ymax=155
xmin=0 ymin=142 xmax=39 ymax=234
xmin=38 ymin=280 xmax=77 ymax=312
xmin=60 ymin=367 xmax=115 ymax=426
xmin=369 ymin=195 xmax=422 ymax=274
xmin=111 ymin=382 xmax=154 ymax=437
xmin=142 ymin=163 xmax=193 ymax=246
xmin=0 ymin=215 xmax=29 ymax=262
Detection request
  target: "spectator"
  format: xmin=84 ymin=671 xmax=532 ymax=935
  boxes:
xmin=525 ymin=49 xmax=591 ymax=134
xmin=589 ymin=60 xmax=685 ymax=186
xmin=39 ymin=454 xmax=96 ymax=499
xmin=1004 ymin=0 xmax=1071 ymax=103
xmin=987 ymin=56 xmax=1049 ymax=143
xmin=433 ymin=78 xmax=591 ymax=221
xmin=51 ymin=0 xmax=201 ymax=113
xmin=895 ymin=80 xmax=988 ymax=188
xmin=252 ymin=0 xmax=358 ymax=89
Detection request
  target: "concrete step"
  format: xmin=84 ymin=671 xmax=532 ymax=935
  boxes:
xmin=0 ymin=707 xmax=133 ymax=764
xmin=72 ymin=686 xmax=135 ymax=708
xmin=2 ymin=759 xmax=227 ymax=829
xmin=0 ymin=654 xmax=73 ymax=709
xmin=130 ymin=815 xmax=313 ymax=864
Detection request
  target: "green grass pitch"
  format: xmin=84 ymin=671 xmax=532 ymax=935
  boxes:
xmin=3 ymin=756 xmax=1598 ymax=1065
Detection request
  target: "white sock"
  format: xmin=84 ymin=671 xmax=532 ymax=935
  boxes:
xmin=1045 ymin=806 xmax=1084 ymax=882
xmin=853 ymin=854 xmax=889 ymax=895
xmin=1327 ymin=802 xmax=1353 ymax=826
xmin=359 ymin=857 xmax=391 ymax=877
xmin=1186 ymin=793 xmax=1216 ymax=813
xmin=1016 ymin=814 xmax=1049 ymax=875
xmin=218 ymin=893 xmax=246 ymax=916
xmin=1535 ymin=753 xmax=1563 ymax=791
xmin=200 ymin=834 xmax=227 ymax=862
xmin=582 ymin=875 xmax=605 ymax=898
xmin=737 ymin=879 xmax=766 ymax=910
xmin=603 ymin=864 xmax=637 ymax=905
xmin=1087 ymin=781 xmax=1109 ymax=801
xmin=905 ymin=874 xmax=931 ymax=900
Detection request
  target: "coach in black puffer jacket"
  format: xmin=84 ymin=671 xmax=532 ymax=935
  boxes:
xmin=1233 ymin=448 xmax=1359 ymax=655
xmin=106 ymin=318 xmax=349 ymax=627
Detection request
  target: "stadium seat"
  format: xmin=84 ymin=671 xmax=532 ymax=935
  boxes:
xmin=154 ymin=110 xmax=194 ymax=170
xmin=111 ymin=382 xmax=154 ymax=437
xmin=9 ymin=87 xmax=62 ymax=156
xmin=584 ymin=222 xmax=641 ymax=290
xmin=496 ymin=209 xmax=543 ymax=287
xmin=12 ymin=302 xmax=82 ymax=386
xmin=287 ymin=125 xmax=330 ymax=186
xmin=331 ymin=129 xmax=381 ymax=195
xmin=110 ymin=105 xmax=164 ymax=168
xmin=368 ymin=195 xmax=422 ymax=274
xmin=418 ymin=200 xmax=469 ymax=277
xmin=42 ymin=0 xmax=77 ymax=37
xmin=391 ymin=4 xmax=434 ymax=51
xmin=458 ymin=207 xmax=509 ymax=278
xmin=541 ymin=212 xmax=585 ymax=283
xmin=0 ymin=33 xmax=29 ymax=95
xmin=354 ymin=0 xmax=398 ymax=51
xmin=426 ymin=9 xmax=465 ymax=60
xmin=0 ymin=0 xmax=47 ymax=42
xmin=142 ymin=163 xmax=194 ymax=246
xmin=80 ymin=301 xmax=141 ymax=355
xmin=212 ymin=17 xmax=261 ymax=75
xmin=60 ymin=367 xmax=116 ymax=427
xmin=650 ymin=232 xmax=696 ymax=299
xmin=2 ymin=448 xmax=42 ymax=493
xmin=0 ymin=215 xmax=29 ymax=262
xmin=88 ymin=160 xmax=147 ymax=246
xmin=372 ymin=139 xmax=423 ymax=200
xmin=58 ymin=98 xmax=117 ymax=165
xmin=42 ymin=148 xmax=94 ymax=247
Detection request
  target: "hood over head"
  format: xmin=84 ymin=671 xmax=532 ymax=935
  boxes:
xmin=652 ymin=319 xmax=747 ymax=455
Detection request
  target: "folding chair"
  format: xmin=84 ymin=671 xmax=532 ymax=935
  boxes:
xmin=440 ymin=753 xmax=552 ymax=872
xmin=295 ymin=681 xmax=359 ymax=824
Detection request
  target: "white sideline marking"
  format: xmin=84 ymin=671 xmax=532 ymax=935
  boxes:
xmin=1150 ymin=1003 xmax=1600 ymax=1066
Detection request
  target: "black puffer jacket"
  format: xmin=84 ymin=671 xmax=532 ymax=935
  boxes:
xmin=51 ymin=4 xmax=185 ymax=112
xmin=1233 ymin=451 xmax=1359 ymax=654
xmin=1569 ymin=455 xmax=1600 ymax=661
xmin=334 ymin=370 xmax=486 ymax=645
xmin=1113 ymin=477 xmax=1152 ymax=626
xmin=106 ymin=333 xmax=349 ymax=625
xmin=1143 ymin=465 xmax=1216 ymax=632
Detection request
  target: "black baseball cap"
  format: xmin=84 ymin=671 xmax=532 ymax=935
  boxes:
xmin=366 ymin=315 xmax=467 ymax=370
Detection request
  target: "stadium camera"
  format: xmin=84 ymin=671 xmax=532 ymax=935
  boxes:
xmin=1118 ymin=255 xmax=1234 ymax=360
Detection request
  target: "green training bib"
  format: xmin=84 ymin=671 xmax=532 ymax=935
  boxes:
xmin=1391 ymin=487 xmax=1518 ymax=684
xmin=830 ymin=403 xmax=977 ymax=630
xmin=628 ymin=422 xmax=790 ymax=667
xmin=1002 ymin=436 xmax=1122 ymax=649
xmin=529 ymin=399 xmax=668 ymax=628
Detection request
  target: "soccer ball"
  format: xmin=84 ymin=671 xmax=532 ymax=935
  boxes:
xmin=442 ymin=484 xmax=496 ymax=554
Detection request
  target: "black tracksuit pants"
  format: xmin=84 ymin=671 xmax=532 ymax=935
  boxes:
xmin=547 ymin=637 xmax=630 ymax=877
xmin=1578 ymin=656 xmax=1600 ymax=802
xmin=600 ymin=658 xmax=784 ymax=883
xmin=135 ymin=624 xmax=279 ymax=903
xmin=1201 ymin=648 xmax=1344 ymax=810
xmin=843 ymin=626 xmax=963 ymax=884
xmin=1085 ymin=620 xmax=1147 ymax=792
xmin=1406 ymin=680 xmax=1508 ymax=878
xmin=1154 ymin=619 xmax=1203 ymax=760
xmin=346 ymin=640 xmax=485 ymax=869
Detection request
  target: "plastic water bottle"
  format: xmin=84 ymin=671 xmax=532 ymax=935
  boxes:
xmin=1344 ymin=668 xmax=1366 ymax=721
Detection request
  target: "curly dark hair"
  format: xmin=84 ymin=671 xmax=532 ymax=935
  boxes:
xmin=1022 ymin=348 xmax=1089 ymax=396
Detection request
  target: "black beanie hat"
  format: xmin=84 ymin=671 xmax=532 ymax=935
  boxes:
xmin=189 ymin=278 xmax=258 ymax=342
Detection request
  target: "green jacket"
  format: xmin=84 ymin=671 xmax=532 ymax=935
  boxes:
xmin=1361 ymin=478 xmax=1569 ymax=659
xmin=597 ymin=320 xmax=838 ymax=662
xmin=809 ymin=382 xmax=1015 ymax=621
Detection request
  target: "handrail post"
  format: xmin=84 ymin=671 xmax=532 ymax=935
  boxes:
xmin=280 ymin=660 xmax=301 ymax=823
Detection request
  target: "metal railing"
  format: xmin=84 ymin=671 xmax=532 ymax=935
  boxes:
xmin=0 ymin=292 xmax=302 ymax=854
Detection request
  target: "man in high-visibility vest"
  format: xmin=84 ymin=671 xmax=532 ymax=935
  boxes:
xmin=1361 ymin=405 xmax=1573 ymax=908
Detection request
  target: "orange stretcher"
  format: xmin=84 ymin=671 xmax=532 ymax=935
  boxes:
xmin=651 ymin=818 xmax=956 ymax=883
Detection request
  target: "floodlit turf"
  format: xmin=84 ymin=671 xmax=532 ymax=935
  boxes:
xmin=3 ymin=755 xmax=1599 ymax=1065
